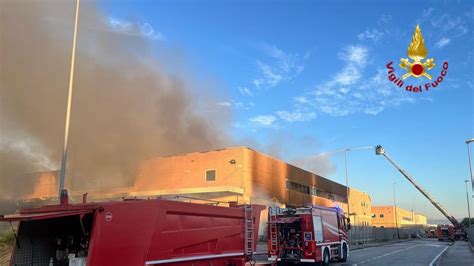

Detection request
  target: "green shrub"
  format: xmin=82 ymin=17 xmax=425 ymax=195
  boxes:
xmin=461 ymin=217 xmax=474 ymax=227
xmin=0 ymin=231 xmax=15 ymax=246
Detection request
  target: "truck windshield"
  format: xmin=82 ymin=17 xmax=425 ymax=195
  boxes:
xmin=313 ymin=215 xmax=324 ymax=242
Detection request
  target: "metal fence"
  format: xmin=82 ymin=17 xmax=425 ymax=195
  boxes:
xmin=468 ymin=226 xmax=474 ymax=248
xmin=258 ymin=225 xmax=426 ymax=245
xmin=349 ymin=225 xmax=425 ymax=245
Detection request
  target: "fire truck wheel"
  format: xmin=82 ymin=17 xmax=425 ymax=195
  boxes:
xmin=338 ymin=243 xmax=348 ymax=262
xmin=322 ymin=248 xmax=330 ymax=266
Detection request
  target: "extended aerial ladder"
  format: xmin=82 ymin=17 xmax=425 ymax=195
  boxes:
xmin=375 ymin=145 xmax=462 ymax=229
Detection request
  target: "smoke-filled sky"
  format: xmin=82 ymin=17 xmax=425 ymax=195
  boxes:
xmin=1 ymin=0 xmax=473 ymax=220
xmin=0 ymin=1 xmax=233 ymax=201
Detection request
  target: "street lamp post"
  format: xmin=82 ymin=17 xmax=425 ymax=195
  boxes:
xmin=393 ymin=182 xmax=400 ymax=239
xmin=344 ymin=149 xmax=350 ymax=223
xmin=466 ymin=139 xmax=474 ymax=193
xmin=413 ymin=197 xmax=416 ymax=224
xmin=58 ymin=0 xmax=81 ymax=201
xmin=465 ymin=180 xmax=472 ymax=227
xmin=343 ymin=147 xmax=373 ymax=223
xmin=314 ymin=146 xmax=373 ymax=223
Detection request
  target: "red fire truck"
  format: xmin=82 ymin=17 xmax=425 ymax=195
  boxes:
xmin=436 ymin=224 xmax=455 ymax=242
xmin=0 ymin=194 xmax=264 ymax=266
xmin=267 ymin=206 xmax=350 ymax=265
xmin=425 ymin=227 xmax=436 ymax=238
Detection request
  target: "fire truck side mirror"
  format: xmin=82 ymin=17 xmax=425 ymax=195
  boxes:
xmin=346 ymin=218 xmax=351 ymax=230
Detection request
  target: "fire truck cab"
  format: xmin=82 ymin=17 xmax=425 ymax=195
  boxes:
xmin=425 ymin=227 xmax=436 ymax=238
xmin=436 ymin=224 xmax=455 ymax=242
xmin=267 ymin=206 xmax=350 ymax=265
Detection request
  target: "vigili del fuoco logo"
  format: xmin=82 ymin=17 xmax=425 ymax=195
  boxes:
xmin=386 ymin=25 xmax=448 ymax=93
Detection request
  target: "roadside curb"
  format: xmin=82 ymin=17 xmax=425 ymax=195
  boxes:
xmin=429 ymin=243 xmax=453 ymax=266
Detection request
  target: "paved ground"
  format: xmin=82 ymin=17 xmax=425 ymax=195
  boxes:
xmin=439 ymin=240 xmax=474 ymax=266
xmin=333 ymin=239 xmax=451 ymax=265
xmin=253 ymin=238 xmax=471 ymax=265
xmin=3 ymin=238 xmax=472 ymax=265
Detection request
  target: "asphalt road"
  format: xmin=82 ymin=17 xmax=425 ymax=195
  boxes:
xmin=257 ymin=239 xmax=454 ymax=266
xmin=333 ymin=239 xmax=452 ymax=266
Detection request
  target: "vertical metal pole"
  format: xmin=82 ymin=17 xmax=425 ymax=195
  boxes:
xmin=465 ymin=180 xmax=472 ymax=227
xmin=413 ymin=197 xmax=416 ymax=224
xmin=344 ymin=149 xmax=350 ymax=222
xmin=393 ymin=183 xmax=400 ymax=239
xmin=59 ymin=0 xmax=80 ymax=199
xmin=467 ymin=142 xmax=474 ymax=192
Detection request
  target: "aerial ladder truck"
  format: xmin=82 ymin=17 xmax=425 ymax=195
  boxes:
xmin=375 ymin=145 xmax=466 ymax=241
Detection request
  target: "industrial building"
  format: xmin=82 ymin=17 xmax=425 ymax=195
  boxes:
xmin=23 ymin=147 xmax=372 ymax=228
xmin=131 ymin=147 xmax=372 ymax=225
xmin=371 ymin=205 xmax=428 ymax=228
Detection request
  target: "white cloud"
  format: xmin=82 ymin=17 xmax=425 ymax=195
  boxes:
xmin=108 ymin=17 xmax=132 ymax=31
xmin=254 ymin=60 xmax=283 ymax=88
xmin=435 ymin=37 xmax=450 ymax=48
xmin=276 ymin=110 xmax=316 ymax=122
xmin=294 ymin=96 xmax=309 ymax=104
xmin=334 ymin=64 xmax=362 ymax=86
xmin=422 ymin=8 xmax=434 ymax=18
xmin=252 ymin=44 xmax=309 ymax=89
xmin=249 ymin=115 xmax=276 ymax=127
xmin=431 ymin=14 xmax=469 ymax=37
xmin=339 ymin=45 xmax=369 ymax=66
xmin=217 ymin=101 xmax=232 ymax=107
xmin=378 ymin=14 xmax=392 ymax=24
xmin=139 ymin=23 xmax=164 ymax=40
xmin=108 ymin=17 xmax=164 ymax=40
xmin=311 ymin=45 xmax=368 ymax=94
xmin=217 ymin=100 xmax=254 ymax=110
xmin=305 ymin=45 xmax=416 ymax=117
xmin=358 ymin=28 xmax=384 ymax=42
xmin=238 ymin=86 xmax=253 ymax=97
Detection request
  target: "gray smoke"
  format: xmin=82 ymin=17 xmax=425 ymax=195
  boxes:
xmin=291 ymin=153 xmax=336 ymax=177
xmin=0 ymin=0 xmax=231 ymax=203
xmin=251 ymin=131 xmax=336 ymax=177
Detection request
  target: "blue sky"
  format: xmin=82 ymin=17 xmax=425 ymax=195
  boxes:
xmin=99 ymin=0 xmax=473 ymax=220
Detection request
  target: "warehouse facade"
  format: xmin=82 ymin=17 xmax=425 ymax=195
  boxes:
xmin=130 ymin=147 xmax=372 ymax=225
xmin=23 ymin=147 xmax=372 ymax=228
xmin=371 ymin=205 xmax=427 ymax=228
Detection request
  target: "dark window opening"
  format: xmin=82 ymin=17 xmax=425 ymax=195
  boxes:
xmin=206 ymin=170 xmax=216 ymax=181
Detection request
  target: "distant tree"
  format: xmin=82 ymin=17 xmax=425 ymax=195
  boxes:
xmin=461 ymin=217 xmax=474 ymax=227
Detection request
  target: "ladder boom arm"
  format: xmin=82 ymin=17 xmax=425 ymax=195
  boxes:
xmin=381 ymin=153 xmax=460 ymax=227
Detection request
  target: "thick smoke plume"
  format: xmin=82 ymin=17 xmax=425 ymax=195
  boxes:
xmin=0 ymin=1 xmax=230 ymax=202
xmin=251 ymin=131 xmax=336 ymax=177
xmin=291 ymin=154 xmax=336 ymax=177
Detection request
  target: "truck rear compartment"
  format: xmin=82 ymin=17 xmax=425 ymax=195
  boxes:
xmin=268 ymin=206 xmax=350 ymax=265
xmin=12 ymin=214 xmax=93 ymax=265
xmin=278 ymin=221 xmax=303 ymax=261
